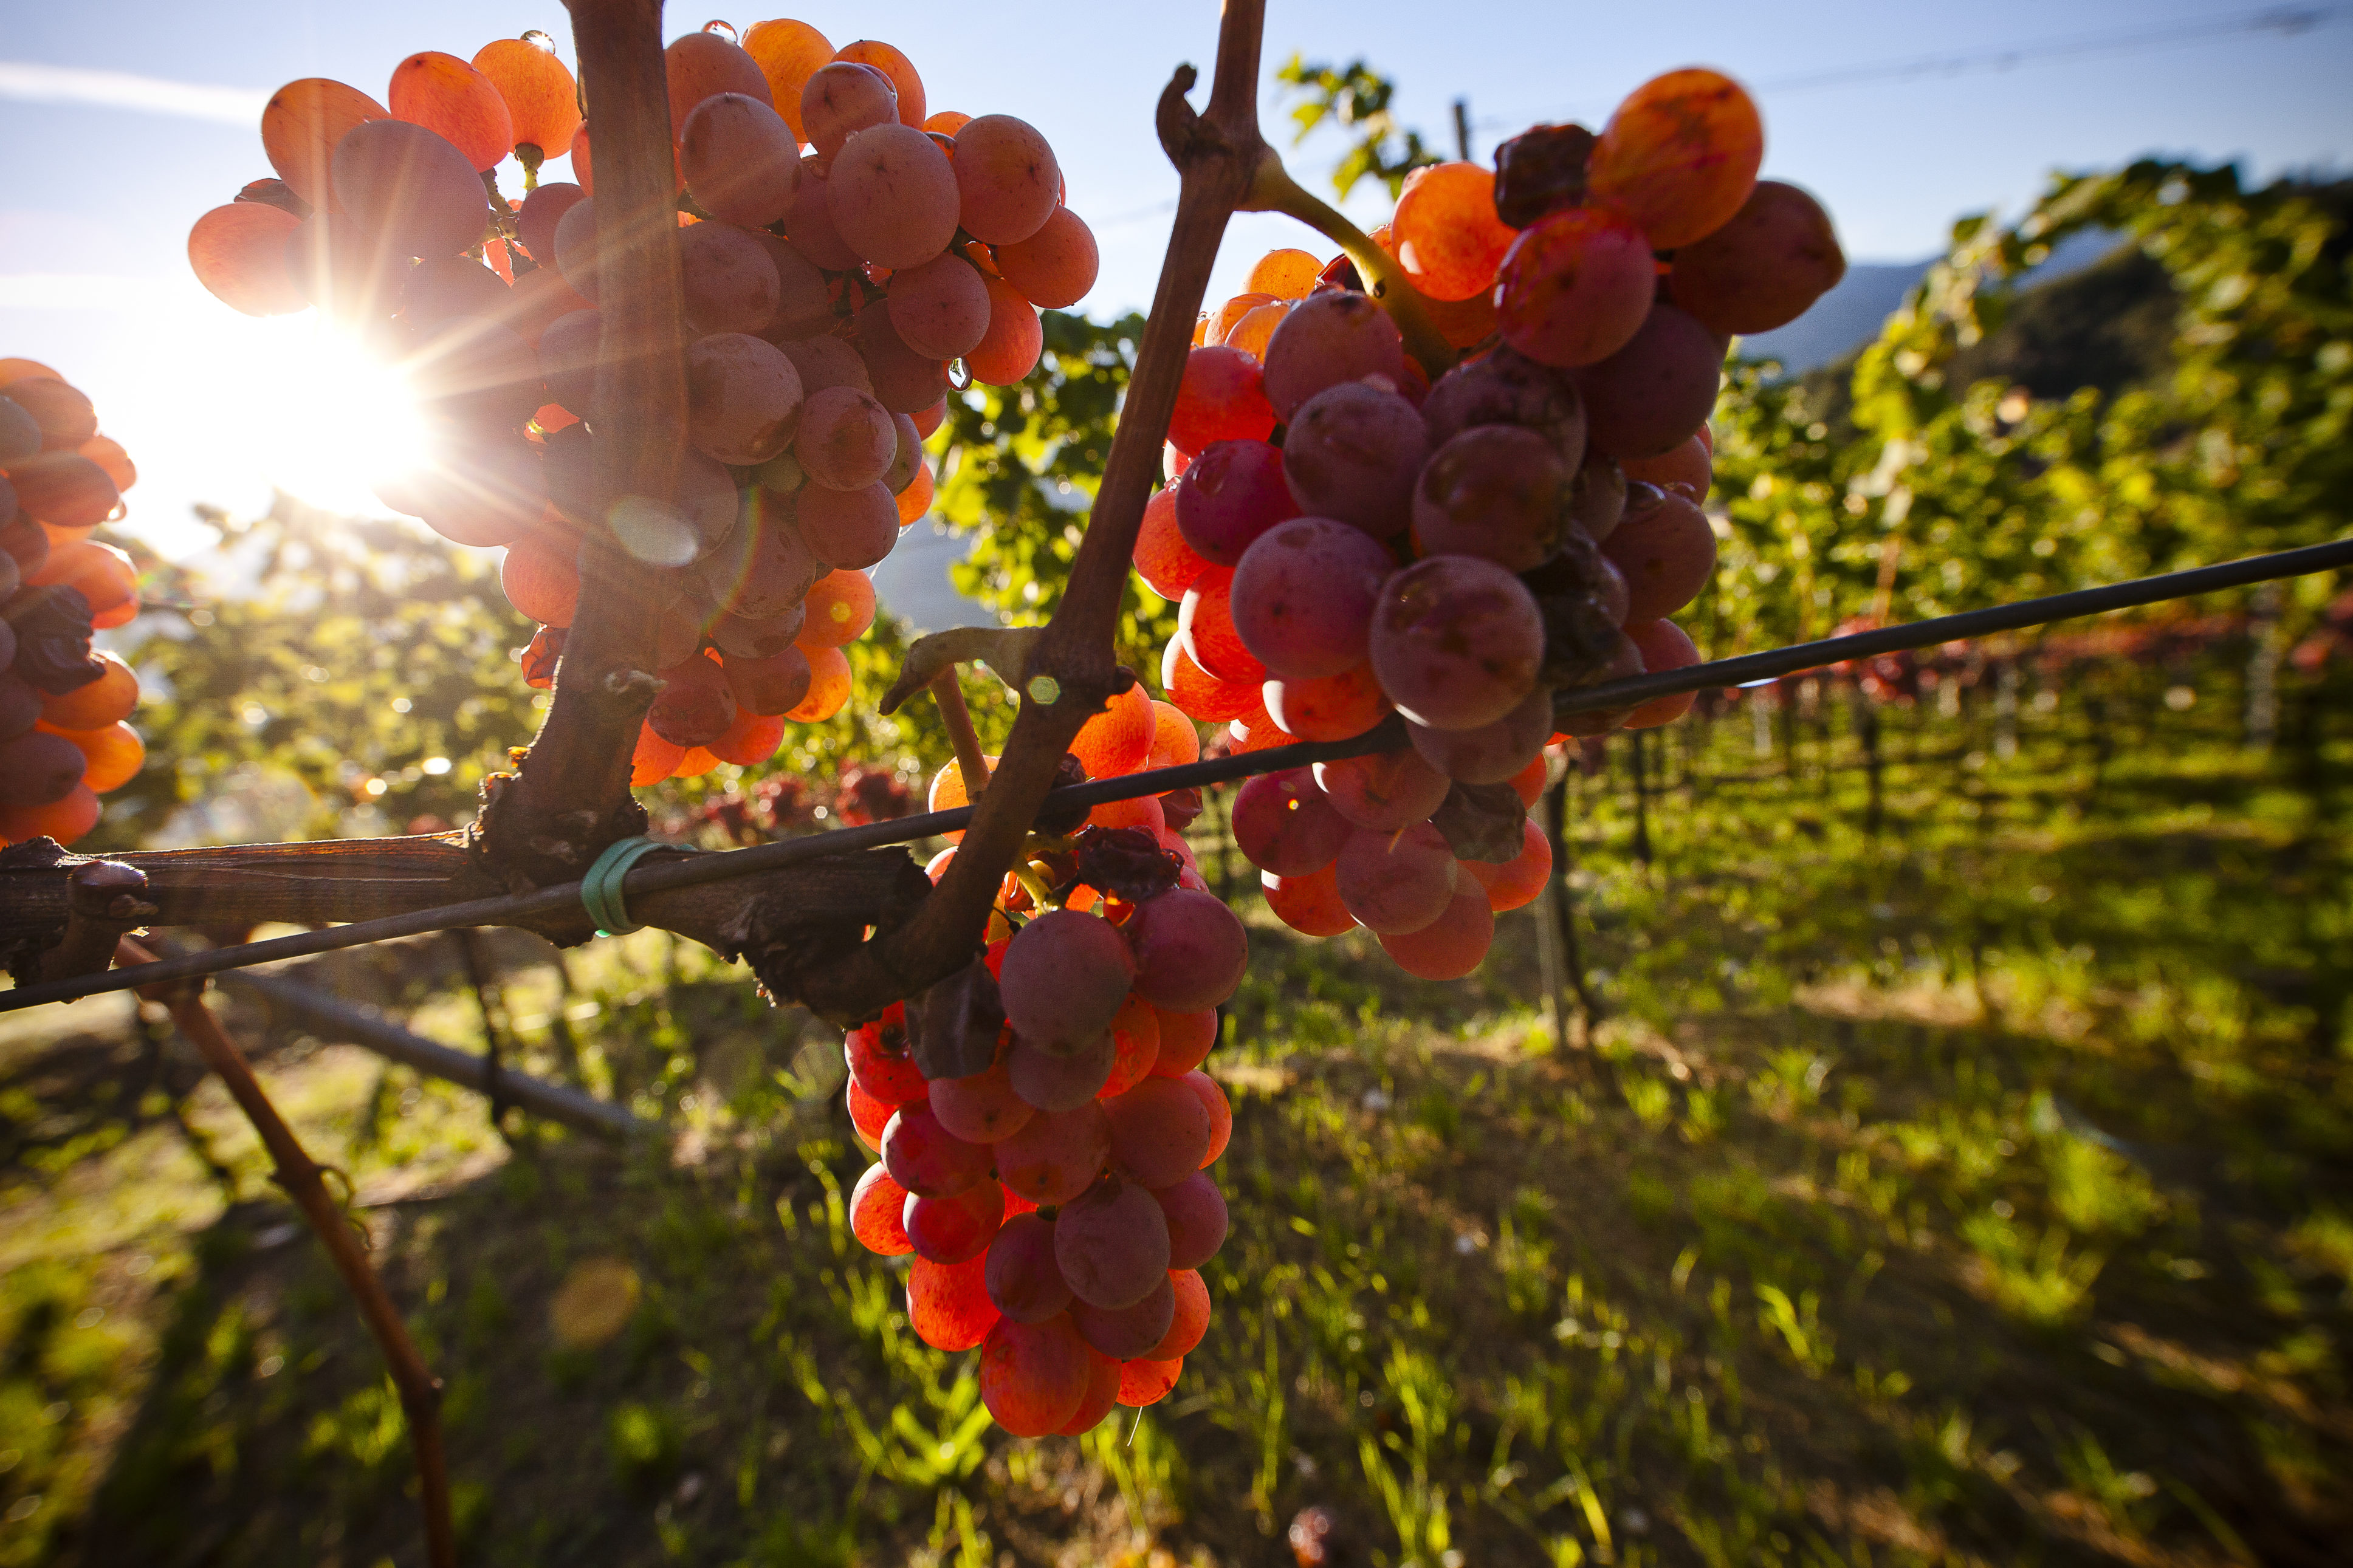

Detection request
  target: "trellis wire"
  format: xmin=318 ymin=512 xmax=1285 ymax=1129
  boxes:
xmin=5 ymin=535 xmax=2347 ymax=1016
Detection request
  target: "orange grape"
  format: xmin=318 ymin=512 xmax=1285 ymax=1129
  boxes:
xmin=1220 ymin=300 xmax=1290 ymax=360
xmin=40 ymin=721 xmax=144 ymax=793
xmin=894 ymin=462 xmax=935 ymax=525
xmin=1587 ymin=68 xmax=1763 ymax=250
xmin=1146 ymin=700 xmax=1200 ymax=769
xmin=965 ymin=275 xmax=1042 ymax=385
xmin=833 ymin=40 xmax=925 ymax=127
xmin=30 ymin=539 xmax=136 ymax=616
xmin=75 ymin=437 xmax=134 ymax=493
xmin=1393 ymin=162 xmax=1516 ymax=301
xmin=389 ymin=51 xmax=513 ymax=173
xmin=1423 ymin=286 xmax=1498 ymax=349
xmin=1116 ymin=1355 xmax=1182 ymax=1408
xmin=1088 ymin=792 xmax=1164 ymax=834
xmin=709 ymin=707 xmax=785 ymax=766
xmin=631 ymin=722 xmax=686 ymax=786
xmin=0 ymin=784 xmax=99 ymax=847
xmin=262 ymin=78 xmax=388 ymax=211
xmin=9 ymin=454 xmax=119 ymax=530
xmin=786 ymin=644 xmax=851 ymax=721
xmin=923 ymin=110 xmax=972 ymax=136
xmin=1243 ymin=248 xmax=1322 ymax=300
xmin=951 ymin=115 xmax=1060 ymax=247
xmin=802 ymin=569 xmax=878 ymax=648
xmin=742 ymin=19 xmax=833 ymax=142
xmin=1071 ymin=681 xmax=1153 ymax=779
xmin=568 ymin=122 xmax=593 ymax=193
xmin=0 ymin=358 xmax=63 ymax=387
xmin=667 ymin=32 xmax=772 ymax=146
xmin=992 ymin=207 xmax=1097 ymax=309
xmin=41 ymin=652 xmax=138 ymax=730
xmin=472 ymin=36 xmax=580 ymax=162
xmin=187 ymin=203 xmax=306 ymax=316
xmin=1206 ymin=291 xmax=1274 ymax=345
xmin=671 ymin=744 xmax=720 ymax=779
xmin=927 ymin=751 xmax=995 ymax=842
xmin=500 ymin=536 xmax=580 ymax=626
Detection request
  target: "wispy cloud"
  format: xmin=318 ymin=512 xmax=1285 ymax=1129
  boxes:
xmin=0 ymin=274 xmax=182 ymax=310
xmin=0 ymin=61 xmax=267 ymax=124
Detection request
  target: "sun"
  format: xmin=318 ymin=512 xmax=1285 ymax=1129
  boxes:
xmin=215 ymin=311 xmax=434 ymax=516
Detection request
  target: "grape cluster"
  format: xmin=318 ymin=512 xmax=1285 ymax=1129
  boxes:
xmin=844 ymin=707 xmax=1245 ymax=1434
xmin=1144 ymin=69 xmax=1844 ymax=977
xmin=186 ymin=21 xmax=1100 ymax=785
xmin=0 ymin=361 xmax=147 ymax=849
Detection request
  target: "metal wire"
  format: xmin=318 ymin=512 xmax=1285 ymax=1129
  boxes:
xmin=5 ymin=536 xmax=2345 ymax=1015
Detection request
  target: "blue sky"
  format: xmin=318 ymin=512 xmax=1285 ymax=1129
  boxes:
xmin=1 ymin=0 xmax=2346 ymax=600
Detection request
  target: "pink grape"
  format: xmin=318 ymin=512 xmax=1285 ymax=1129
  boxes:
xmin=1420 ymin=343 xmax=1588 ymax=465
xmin=1411 ymin=425 xmax=1573 ymax=572
xmin=549 ymin=197 xmax=604 ymax=301
xmin=331 ymin=119 xmax=484 ymax=259
xmin=1494 ymin=207 xmax=1656 ymax=368
xmin=774 ymin=335 xmax=872 ymax=397
xmin=1228 ymin=517 xmax=1394 ymax=682
xmin=882 ymin=411 xmax=924 ymax=494
xmin=781 ymin=153 xmax=861 ymax=270
xmin=1099 ymin=998 xmax=1161 ymax=1098
xmin=930 ymin=1055 xmax=1036 ymax=1143
xmin=1150 ymin=1270 xmax=1212 ymax=1360
xmin=999 ymin=908 xmax=1136 ymax=1053
xmin=881 ymin=1101 xmax=992 ymax=1197
xmin=1147 ymin=1008 xmax=1217 ymax=1080
xmin=886 ymin=252 xmax=991 ymax=359
xmin=850 ymin=1162 xmax=914 ymax=1255
xmin=1122 ymin=889 xmax=1249 ymax=1012
xmin=1263 ymin=866 xmax=1358 ymax=937
xmin=1623 ymin=617 xmax=1703 ymax=729
xmin=794 ymin=481 xmax=896 ymax=569
xmin=985 ymin=1211 xmax=1073 ymax=1323
xmin=1378 ymin=884 xmax=1497 ymax=979
xmin=678 ymin=222 xmax=780 ymax=337
xmin=680 ymin=92 xmax=800 ymax=227
xmin=800 ymin=60 xmax=896 ymax=158
xmin=907 ymin=1253 xmax=998 ymax=1351
xmin=1054 ymin=1176 xmax=1171 ymax=1310
xmin=1008 ymin=1029 xmax=1116 ymax=1112
xmin=1406 ymin=685 xmax=1555 ymax=784
xmin=534 ymin=308 xmax=601 ymax=414
xmin=1173 ymin=439 xmax=1296 ymax=566
xmin=514 ymin=180 xmax=584 ymax=267
xmin=1602 ymin=485 xmax=1718 ymax=622
xmin=1313 ymin=747 xmax=1451 ymax=831
xmin=1367 ymin=555 xmax=1546 ymax=731
xmin=1667 ymin=180 xmax=1846 ymax=335
xmin=1334 ymin=821 xmax=1457 ymax=934
xmin=953 ymin=114 xmax=1062 ymax=245
xmin=1573 ymin=303 xmax=1728 ymax=460
xmin=1282 ymin=381 xmax=1428 ymax=538
xmin=1071 ymin=1275 xmax=1175 ymax=1360
xmin=904 ymin=1180 xmax=1005 ymax=1265
xmin=795 ymin=385 xmax=896 ymax=490
xmin=1261 ymin=290 xmax=1406 ymax=421
xmin=1103 ymin=1078 xmax=1212 ymax=1189
xmin=1153 ymin=1173 xmax=1228 ymax=1269
xmin=828 ymin=122 xmax=959 ymax=269
xmin=994 ymin=1101 xmax=1110 ymax=1206
xmin=994 ymin=205 xmax=1098 ymax=309
xmin=1231 ymin=767 xmax=1350 ymax=876
xmin=745 ymin=230 xmax=833 ymax=338
xmin=978 ymin=1313 xmax=1090 ymax=1436
xmin=704 ymin=505 xmax=823 ymax=620
xmin=851 ymin=300 xmax=952 ymax=413
xmin=1167 ymin=346 xmax=1275 ymax=454
xmin=1573 ymin=451 xmax=1629 ymax=544
xmin=684 ymin=332 xmax=803 ymax=465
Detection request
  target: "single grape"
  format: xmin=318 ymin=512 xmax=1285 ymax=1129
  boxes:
xmin=829 ymin=122 xmax=959 ymax=269
xmin=744 ymin=230 xmax=833 ymax=340
xmin=1260 ymin=664 xmax=1384 ymax=744
xmin=499 ymin=536 xmax=580 ymax=626
xmin=881 ymin=1100 xmax=992 ymax=1197
xmin=1588 ymin=68 xmax=1763 ymax=250
xmin=1263 ymin=864 xmax=1356 ymax=937
xmin=1368 ymin=555 xmax=1547 ymax=731
xmin=1378 ymin=883 xmax=1497 ymax=979
xmin=1493 ymin=207 xmax=1656 ymax=369
xmin=850 ymin=1163 xmax=915 ymax=1255
xmin=1231 ymin=768 xmax=1350 ymax=876
xmin=774 ymin=335 xmax=873 ymax=397
xmin=680 ymin=92 xmax=800 ymax=227
xmin=1148 ymin=1270 xmax=1211 ymax=1360
xmin=1116 ymin=1355 xmax=1183 ymax=1408
xmin=1244 ymin=247 xmax=1322 ymax=300
xmin=1122 ymin=888 xmax=1249 ymax=1012
xmin=742 ymin=18 xmax=834 ymax=140
xmin=794 ymin=481 xmax=896 ymax=570
xmin=1407 ymin=685 xmax=1554 ymax=784
xmin=472 ymin=37 xmax=579 ymax=163
xmin=1334 ymin=821 xmax=1457 ymax=934
xmin=1392 ymin=161 xmax=1517 ymax=301
xmin=907 ymin=1253 xmax=998 ymax=1352
xmin=1178 ymin=570 xmax=1267 ymax=686
xmin=1054 ymin=1176 xmax=1171 ymax=1310
xmin=994 ymin=206 xmax=1098 ymax=309
xmin=1460 ymin=820 xmax=1553 ymax=912
xmin=999 ymin=908 xmax=1136 ymax=1053
xmin=978 ymin=1313 xmax=1090 ymax=1436
xmin=331 ymin=118 xmax=485 ymax=259
xmin=795 ymin=385 xmax=896 ymax=491
xmin=187 ymin=203 xmax=306 ymax=317
xmin=1574 ymin=303 xmax=1728 ymax=461
xmin=386 ymin=437 xmax=544 ymax=548
xmin=1160 ymin=637 xmax=1261 ymax=723
xmin=851 ymin=300 xmax=953 ymax=413
xmin=1411 ymin=425 xmax=1574 ymax=572
xmin=1621 ymin=434 xmax=1711 ymax=504
xmin=1602 ymin=485 xmax=1717 ymax=621
xmin=701 ymin=502 xmax=823 ymax=620
xmin=993 ymin=1101 xmax=1110 ymax=1207
xmin=685 ymin=332 xmax=803 ymax=465
xmin=1173 ymin=439 xmax=1296 ymax=566
xmin=953 ymin=114 xmax=1061 ymax=245
xmin=1008 ymin=1029 xmax=1116 ymax=1112
xmin=647 ymin=654 xmax=737 ymax=747
xmin=1104 ymin=1078 xmax=1213 ymax=1190
xmin=1572 ymin=450 xmax=1629 ymax=544
xmin=904 ymin=1180 xmax=1006 ymax=1265
xmin=1153 ymin=1173 xmax=1229 ymax=1270
xmin=788 ymin=645 xmax=854 ymax=722
xmin=0 ymin=733 xmax=86 ymax=807
xmin=550 ymin=196 xmax=604 ymax=301
xmin=801 ymin=568 xmax=877 ymax=646
xmin=1313 ymin=747 xmax=1451 ymax=832
xmin=985 ymin=1211 xmax=1073 ymax=1323
xmin=1147 ymin=1008 xmax=1217 ymax=1080
xmin=966 ymin=274 xmax=1045 ymax=385
xmin=1167 ymin=346 xmax=1276 ymax=455
xmin=387 ymin=50 xmax=512 ymax=174
xmin=1226 ymin=517 xmax=1395 ymax=683
xmin=399 ymin=254 xmax=508 ymax=334
xmin=1071 ymin=1275 xmax=1175 ymax=1361
xmin=665 ymin=31 xmax=773 ymax=144
xmin=833 ymin=39 xmax=926 ymax=126
xmin=1282 ymin=382 xmax=1428 ymax=539
xmin=1184 ymin=1072 xmax=1231 ymax=1166
xmin=1135 ymin=485 xmax=1211 ymax=600
xmin=1668 ymin=180 xmax=1844 ymax=335
xmin=1260 ymin=291 xmax=1407 ymax=421
xmin=263 ymin=78 xmax=388 ymax=212
xmin=886 ymin=252 xmax=991 ymax=359
xmin=781 ymin=154 xmax=862 ymax=270
xmin=1070 ymin=680 xmax=1154 ymax=779
xmin=1099 ymin=997 xmax=1161 ymax=1099
xmin=678 ymin=222 xmax=779 ymax=337
xmin=931 ymin=1055 xmax=1036 ymax=1143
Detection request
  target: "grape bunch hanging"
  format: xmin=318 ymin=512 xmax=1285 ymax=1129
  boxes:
xmin=1 ymin=362 xmax=148 ymax=849
xmin=1144 ymin=69 xmax=1844 ymax=978
xmin=185 ymin=21 xmax=1100 ymax=782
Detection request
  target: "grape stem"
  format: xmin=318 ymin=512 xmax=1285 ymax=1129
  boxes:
xmin=930 ymin=669 xmax=992 ymax=795
xmin=1245 ymin=157 xmax=1457 ymax=377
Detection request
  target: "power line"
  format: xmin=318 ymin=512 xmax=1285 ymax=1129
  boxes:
xmin=5 ymin=536 xmax=2347 ymax=1016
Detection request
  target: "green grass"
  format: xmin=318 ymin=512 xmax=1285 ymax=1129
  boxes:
xmin=1 ymin=651 xmax=2348 ymax=1565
